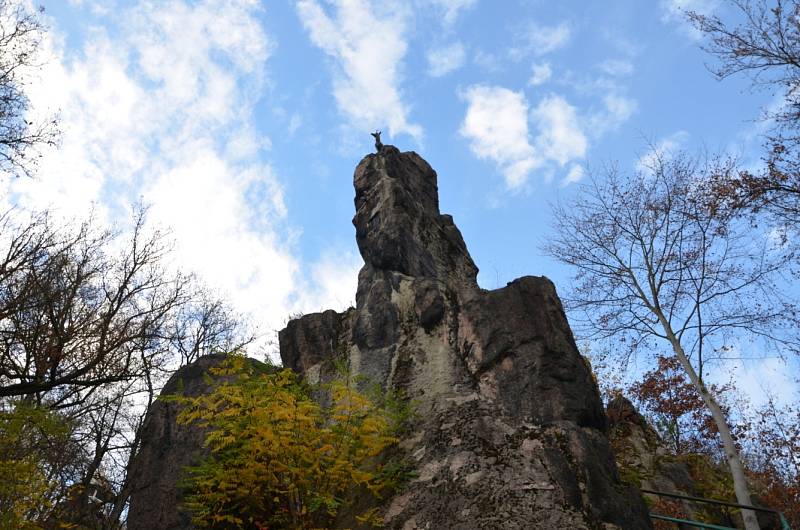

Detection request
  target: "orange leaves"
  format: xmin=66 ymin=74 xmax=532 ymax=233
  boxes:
xmin=629 ymin=355 xmax=725 ymax=456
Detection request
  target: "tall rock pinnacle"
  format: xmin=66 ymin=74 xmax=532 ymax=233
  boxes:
xmin=353 ymin=145 xmax=478 ymax=285
xmin=280 ymin=146 xmax=653 ymax=529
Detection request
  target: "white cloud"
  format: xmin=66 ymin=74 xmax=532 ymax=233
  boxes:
xmin=636 ymin=130 xmax=691 ymax=171
xmin=561 ymin=164 xmax=584 ymax=186
xmin=296 ymin=0 xmax=423 ymax=141
xmin=531 ymin=94 xmax=587 ymax=167
xmin=225 ymin=125 xmax=271 ymax=161
xmin=145 ymin=149 xmax=295 ymax=319
xmin=660 ymin=0 xmax=719 ymax=39
xmin=601 ymin=29 xmax=641 ymax=58
xmin=426 ymin=0 xmax=477 ymax=27
xmin=528 ymin=62 xmax=552 ymax=86
xmin=7 ymin=29 xmax=142 ymax=219
xmin=460 ymin=86 xmax=591 ymax=189
xmin=661 ymin=0 xmax=718 ymax=18
xmin=294 ymin=248 xmax=363 ymax=314
xmin=599 ymin=93 xmax=638 ymax=131
xmin=572 ymin=76 xmax=637 ymax=136
xmin=7 ymin=1 xmax=298 ymax=355
xmin=473 ymin=49 xmax=503 ymax=72
xmin=510 ymin=21 xmax=571 ymax=60
xmin=68 ymin=0 xmax=115 ymax=16
xmin=288 ymin=113 xmax=303 ymax=137
xmin=724 ymin=355 xmax=798 ymax=409
xmin=459 ymin=85 xmax=538 ymax=189
xmin=427 ymin=42 xmax=466 ymax=77
xmin=598 ymin=59 xmax=633 ymax=76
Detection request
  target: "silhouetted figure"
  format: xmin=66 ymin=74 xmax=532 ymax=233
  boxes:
xmin=371 ymin=130 xmax=383 ymax=152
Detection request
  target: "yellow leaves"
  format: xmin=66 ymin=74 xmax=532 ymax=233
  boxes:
xmin=176 ymin=357 xmax=408 ymax=529
xmin=0 ymin=403 xmax=74 ymax=530
xmin=355 ymin=507 xmax=385 ymax=527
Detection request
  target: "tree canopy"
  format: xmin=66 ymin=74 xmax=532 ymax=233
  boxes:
xmin=0 ymin=1 xmax=58 ymax=177
xmin=688 ymin=0 xmax=800 ymax=228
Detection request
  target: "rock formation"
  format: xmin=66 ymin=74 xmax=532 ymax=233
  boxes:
xmin=280 ymin=146 xmax=652 ymax=529
xmin=606 ymin=395 xmax=706 ymax=522
xmin=126 ymin=354 xmax=273 ymax=530
xmin=607 ymin=395 xmax=780 ymax=530
xmin=126 ymin=146 xmax=653 ymax=529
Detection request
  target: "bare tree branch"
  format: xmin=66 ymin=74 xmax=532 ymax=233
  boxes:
xmin=0 ymin=1 xmax=58 ymax=177
xmin=544 ymin=151 xmax=798 ymax=530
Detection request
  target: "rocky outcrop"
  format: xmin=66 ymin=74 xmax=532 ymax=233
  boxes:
xmin=607 ymin=396 xmax=780 ymax=530
xmin=126 ymin=146 xmax=653 ymax=529
xmin=279 ymin=146 xmax=652 ymax=529
xmin=607 ymin=396 xmax=701 ymax=506
xmin=126 ymin=354 xmax=273 ymax=530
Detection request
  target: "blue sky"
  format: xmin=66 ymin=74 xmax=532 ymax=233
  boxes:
xmin=2 ymin=0 xmax=793 ymax=402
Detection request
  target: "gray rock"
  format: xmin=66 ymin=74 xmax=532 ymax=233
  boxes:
xmin=126 ymin=354 xmax=272 ymax=530
xmin=128 ymin=146 xmax=653 ymax=529
xmin=607 ymin=395 xmax=707 ymax=526
xmin=126 ymin=354 xmax=229 ymax=530
xmin=352 ymin=146 xmax=478 ymax=287
xmin=281 ymin=146 xmax=653 ymax=529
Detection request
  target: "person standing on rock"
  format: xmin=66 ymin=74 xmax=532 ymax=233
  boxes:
xmin=371 ymin=130 xmax=383 ymax=152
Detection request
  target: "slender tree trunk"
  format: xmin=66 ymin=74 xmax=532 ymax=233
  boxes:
xmin=662 ymin=329 xmax=760 ymax=530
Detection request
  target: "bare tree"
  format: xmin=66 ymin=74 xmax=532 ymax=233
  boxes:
xmin=688 ymin=0 xmax=800 ymax=131
xmin=687 ymin=0 xmax=800 ymax=226
xmin=0 ymin=206 xmax=253 ymax=527
xmin=0 ymin=209 xmax=187 ymax=404
xmin=168 ymin=292 xmax=251 ymax=366
xmin=544 ymin=152 xmax=798 ymax=530
xmin=0 ymin=0 xmax=58 ymax=177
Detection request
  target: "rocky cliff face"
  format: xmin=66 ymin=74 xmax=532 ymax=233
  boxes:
xmin=607 ymin=396 xmax=779 ymax=530
xmin=280 ymin=146 xmax=652 ymax=529
xmin=606 ymin=395 xmax=705 ymax=521
xmin=126 ymin=354 xmax=228 ymax=530
xmin=126 ymin=354 xmax=274 ymax=530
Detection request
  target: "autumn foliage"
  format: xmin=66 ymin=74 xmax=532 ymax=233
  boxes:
xmin=744 ymin=398 xmax=800 ymax=528
xmin=174 ymin=355 xmax=407 ymax=529
xmin=0 ymin=403 xmax=77 ymax=529
xmin=629 ymin=356 xmax=726 ymax=456
xmin=627 ymin=355 xmax=800 ymax=527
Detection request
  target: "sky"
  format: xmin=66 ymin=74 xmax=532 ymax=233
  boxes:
xmin=2 ymin=0 xmax=796 ymax=405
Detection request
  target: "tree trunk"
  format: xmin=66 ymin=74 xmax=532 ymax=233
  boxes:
xmin=663 ymin=330 xmax=761 ymax=530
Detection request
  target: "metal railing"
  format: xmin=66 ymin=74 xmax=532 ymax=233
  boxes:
xmin=641 ymin=488 xmax=791 ymax=530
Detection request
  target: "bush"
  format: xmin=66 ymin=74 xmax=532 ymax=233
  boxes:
xmin=175 ymin=355 xmax=408 ymax=529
